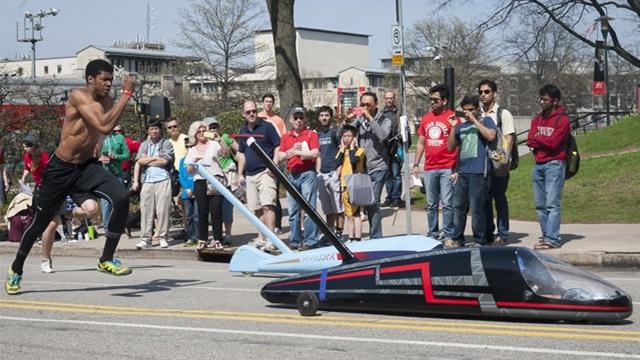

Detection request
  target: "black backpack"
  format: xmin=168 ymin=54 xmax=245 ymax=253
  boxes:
xmin=565 ymin=132 xmax=580 ymax=180
xmin=496 ymin=107 xmax=519 ymax=170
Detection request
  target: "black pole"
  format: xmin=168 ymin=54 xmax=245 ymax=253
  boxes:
xmin=247 ymin=137 xmax=357 ymax=264
xmin=444 ymin=66 xmax=455 ymax=110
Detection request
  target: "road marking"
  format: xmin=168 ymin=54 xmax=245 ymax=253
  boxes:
xmin=1 ymin=300 xmax=638 ymax=342
xmin=25 ymin=280 xmax=259 ymax=292
xmin=0 ymin=315 xmax=638 ymax=359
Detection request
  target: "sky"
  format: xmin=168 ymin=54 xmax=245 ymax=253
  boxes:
xmin=1 ymin=0 xmax=637 ymax=68
xmin=0 ymin=0 xmax=452 ymax=68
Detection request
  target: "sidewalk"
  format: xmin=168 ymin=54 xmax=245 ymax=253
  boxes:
xmin=1 ymin=203 xmax=638 ymax=267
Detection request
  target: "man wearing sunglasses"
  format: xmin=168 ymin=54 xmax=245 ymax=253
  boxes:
xmin=478 ymin=79 xmax=516 ymax=246
xmin=237 ymin=101 xmax=280 ymax=250
xmin=412 ymin=84 xmax=459 ymax=243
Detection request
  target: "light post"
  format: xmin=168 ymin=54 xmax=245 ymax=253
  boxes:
xmin=16 ymin=8 xmax=59 ymax=81
xmin=595 ymin=15 xmax=614 ymax=126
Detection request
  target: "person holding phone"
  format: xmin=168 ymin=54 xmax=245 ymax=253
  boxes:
xmin=447 ymin=95 xmax=496 ymax=248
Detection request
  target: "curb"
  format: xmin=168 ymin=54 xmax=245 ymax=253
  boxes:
xmin=1 ymin=243 xmax=639 ymax=268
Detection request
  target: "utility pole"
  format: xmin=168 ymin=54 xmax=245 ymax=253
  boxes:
xmin=394 ymin=0 xmax=412 ymax=234
xmin=16 ymin=8 xmax=59 ymax=80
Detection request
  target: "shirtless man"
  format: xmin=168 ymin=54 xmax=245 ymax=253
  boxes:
xmin=6 ymin=59 xmax=136 ymax=295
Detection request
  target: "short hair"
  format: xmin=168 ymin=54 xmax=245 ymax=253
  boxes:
xmin=478 ymin=79 xmax=497 ymax=92
xmin=360 ymin=91 xmax=378 ymax=103
xmin=261 ymin=93 xmax=275 ymax=102
xmin=147 ymin=120 xmax=163 ymax=129
xmin=318 ymin=105 xmax=333 ymax=118
xmin=539 ymin=84 xmax=562 ymax=100
xmin=341 ymin=124 xmax=358 ymax=136
xmin=85 ymin=59 xmax=113 ymax=82
xmin=188 ymin=121 xmax=206 ymax=145
xmin=166 ymin=117 xmax=178 ymax=124
xmin=430 ymin=84 xmax=449 ymax=101
xmin=460 ymin=95 xmax=480 ymax=108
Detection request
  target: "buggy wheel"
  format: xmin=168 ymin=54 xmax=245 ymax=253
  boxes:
xmin=296 ymin=291 xmax=320 ymax=316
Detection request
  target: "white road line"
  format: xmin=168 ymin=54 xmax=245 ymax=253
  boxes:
xmin=25 ymin=280 xmax=259 ymax=292
xmin=1 ymin=315 xmax=639 ymax=359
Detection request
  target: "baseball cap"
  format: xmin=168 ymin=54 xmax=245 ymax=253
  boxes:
xmin=288 ymin=107 xmax=306 ymax=118
xmin=23 ymin=134 xmax=40 ymax=147
xmin=203 ymin=117 xmax=219 ymax=127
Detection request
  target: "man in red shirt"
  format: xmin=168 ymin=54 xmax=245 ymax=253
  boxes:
xmin=412 ymin=84 xmax=459 ymax=241
xmin=278 ymin=107 xmax=320 ymax=251
xmin=527 ymin=84 xmax=570 ymax=250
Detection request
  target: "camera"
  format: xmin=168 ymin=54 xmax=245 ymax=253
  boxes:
xmin=204 ymin=131 xmax=215 ymax=140
xmin=352 ymin=107 xmax=364 ymax=116
xmin=455 ymin=110 xmax=465 ymax=118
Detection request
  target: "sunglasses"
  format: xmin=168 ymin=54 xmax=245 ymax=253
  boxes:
xmin=113 ymin=129 xmax=122 ymax=133
xmin=244 ymin=109 xmax=257 ymax=115
xmin=209 ymin=125 xmax=219 ymax=130
xmin=293 ymin=115 xmax=304 ymax=120
xmin=167 ymin=125 xmax=178 ymax=129
xmin=479 ymin=90 xmax=493 ymax=95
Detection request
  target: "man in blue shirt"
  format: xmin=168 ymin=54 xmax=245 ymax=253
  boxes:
xmin=315 ymin=106 xmax=344 ymax=240
xmin=447 ymin=96 xmax=496 ymax=248
xmin=237 ymin=101 xmax=281 ymax=249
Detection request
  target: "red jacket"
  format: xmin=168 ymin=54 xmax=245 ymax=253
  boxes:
xmin=527 ymin=106 xmax=570 ymax=164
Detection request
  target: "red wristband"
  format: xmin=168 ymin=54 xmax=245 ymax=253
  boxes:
xmin=122 ymin=90 xmax=133 ymax=97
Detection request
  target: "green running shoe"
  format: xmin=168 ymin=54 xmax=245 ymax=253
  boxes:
xmin=97 ymin=259 xmax=132 ymax=276
xmin=5 ymin=268 xmax=22 ymax=295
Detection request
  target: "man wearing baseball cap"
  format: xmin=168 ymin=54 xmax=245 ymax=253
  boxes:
xmin=278 ymin=106 xmax=320 ymax=251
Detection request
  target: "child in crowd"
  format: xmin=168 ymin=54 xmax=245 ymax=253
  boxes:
xmin=335 ymin=125 xmax=365 ymax=242
xmin=178 ymin=137 xmax=199 ymax=246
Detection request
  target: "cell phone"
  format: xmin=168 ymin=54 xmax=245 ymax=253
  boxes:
xmin=352 ymin=107 xmax=364 ymax=116
xmin=455 ymin=110 xmax=465 ymax=117
xmin=204 ymin=131 xmax=215 ymax=139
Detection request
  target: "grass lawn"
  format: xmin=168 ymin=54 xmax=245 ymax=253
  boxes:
xmin=409 ymin=114 xmax=640 ymax=223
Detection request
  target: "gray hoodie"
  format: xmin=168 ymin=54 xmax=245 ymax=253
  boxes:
xmin=354 ymin=111 xmax=392 ymax=173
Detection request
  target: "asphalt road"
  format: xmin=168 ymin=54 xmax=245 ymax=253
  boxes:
xmin=1 ymin=255 xmax=638 ymax=360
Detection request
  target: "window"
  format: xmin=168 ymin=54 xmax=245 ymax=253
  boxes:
xmin=44 ymin=66 xmax=49 ymax=75
xmin=57 ymin=65 xmax=62 ymax=74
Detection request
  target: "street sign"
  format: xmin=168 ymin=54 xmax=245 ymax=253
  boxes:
xmin=391 ymin=24 xmax=403 ymax=52
xmin=392 ymin=54 xmax=404 ymax=66
xmin=391 ymin=24 xmax=404 ymax=67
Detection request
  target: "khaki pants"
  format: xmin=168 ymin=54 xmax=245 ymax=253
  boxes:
xmin=140 ymin=179 xmax=172 ymax=240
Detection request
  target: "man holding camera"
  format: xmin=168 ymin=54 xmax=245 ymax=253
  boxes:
xmin=349 ymin=92 xmax=392 ymax=239
xmin=447 ymin=96 xmax=496 ymax=248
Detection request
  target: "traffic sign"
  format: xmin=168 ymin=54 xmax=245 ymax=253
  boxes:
xmin=391 ymin=24 xmax=403 ymax=53
xmin=392 ymin=53 xmax=404 ymax=66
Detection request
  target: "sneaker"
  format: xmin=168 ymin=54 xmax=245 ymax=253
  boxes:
xmin=443 ymin=239 xmax=460 ymax=249
xmin=273 ymin=227 xmax=282 ymax=235
xmin=41 ymin=258 xmax=54 ymax=273
xmin=184 ymin=239 xmax=197 ymax=247
xmin=261 ymin=243 xmax=279 ymax=253
xmin=393 ymin=199 xmax=406 ymax=208
xmin=97 ymin=259 xmax=132 ymax=276
xmin=492 ymin=238 xmax=508 ymax=246
xmin=159 ymin=239 xmax=169 ymax=248
xmin=299 ymin=243 xmax=315 ymax=251
xmin=223 ymin=234 xmax=232 ymax=246
xmin=381 ymin=199 xmax=392 ymax=207
xmin=136 ymin=240 xmax=151 ymax=249
xmin=289 ymin=243 xmax=300 ymax=250
xmin=248 ymin=238 xmax=267 ymax=248
xmin=5 ymin=268 xmax=22 ymax=295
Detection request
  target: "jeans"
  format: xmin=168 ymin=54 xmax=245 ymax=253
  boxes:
xmin=384 ymin=158 xmax=402 ymax=202
xmin=365 ymin=169 xmax=388 ymax=239
xmin=423 ymin=169 xmax=454 ymax=239
xmin=183 ymin=197 xmax=199 ymax=240
xmin=100 ymin=176 xmax=124 ymax=227
xmin=532 ymin=160 xmax=565 ymax=246
xmin=287 ymin=170 xmax=318 ymax=246
xmin=453 ymin=173 xmax=490 ymax=244
xmin=486 ymin=174 xmax=510 ymax=240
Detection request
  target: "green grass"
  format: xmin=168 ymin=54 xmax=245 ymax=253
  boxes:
xmin=508 ymin=115 xmax=640 ymax=223
xmin=410 ymin=114 xmax=640 ymax=224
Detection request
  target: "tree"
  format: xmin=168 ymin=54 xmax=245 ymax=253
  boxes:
xmin=405 ymin=17 xmax=500 ymax=103
xmin=266 ymin=0 xmax=303 ymax=116
xmin=176 ymin=0 xmax=265 ymax=107
xmin=437 ymin=0 xmax=640 ymax=69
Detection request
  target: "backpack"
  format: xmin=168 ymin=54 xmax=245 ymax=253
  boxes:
xmin=485 ymin=118 xmax=510 ymax=177
xmin=496 ymin=107 xmax=520 ymax=170
xmin=565 ymin=132 xmax=580 ymax=180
